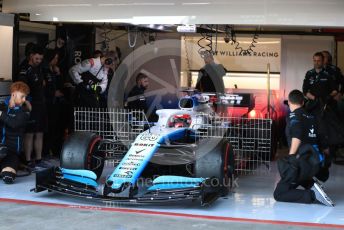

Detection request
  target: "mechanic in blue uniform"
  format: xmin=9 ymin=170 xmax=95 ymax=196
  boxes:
xmin=273 ymin=90 xmax=333 ymax=206
xmin=322 ymin=50 xmax=344 ymax=97
xmin=302 ymin=52 xmax=338 ymax=113
xmin=17 ymin=45 xmax=48 ymax=169
xmin=0 ymin=82 xmax=31 ymax=184
xmin=304 ymin=52 xmax=344 ymax=170
xmin=44 ymin=49 xmax=64 ymax=157
xmin=322 ymin=50 xmax=344 ymax=120
xmin=126 ymin=73 xmax=149 ymax=113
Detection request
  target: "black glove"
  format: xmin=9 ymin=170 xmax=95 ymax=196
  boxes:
xmin=0 ymin=103 xmax=7 ymax=112
xmin=77 ymin=82 xmax=88 ymax=91
xmin=95 ymin=86 xmax=102 ymax=94
xmin=325 ymin=95 xmax=333 ymax=104
xmin=90 ymin=84 xmax=102 ymax=94
xmin=0 ymin=145 xmax=8 ymax=160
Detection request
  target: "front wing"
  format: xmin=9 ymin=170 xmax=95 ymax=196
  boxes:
xmin=33 ymin=167 xmax=222 ymax=206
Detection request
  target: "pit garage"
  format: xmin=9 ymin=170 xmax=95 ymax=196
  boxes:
xmin=0 ymin=1 xmax=344 ymax=229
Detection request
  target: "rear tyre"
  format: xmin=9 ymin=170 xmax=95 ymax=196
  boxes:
xmin=194 ymin=138 xmax=234 ymax=196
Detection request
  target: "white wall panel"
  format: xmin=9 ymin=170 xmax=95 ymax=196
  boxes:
xmin=280 ymin=35 xmax=334 ymax=100
xmin=0 ymin=26 xmax=13 ymax=80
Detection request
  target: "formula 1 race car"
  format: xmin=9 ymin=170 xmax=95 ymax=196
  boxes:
xmin=34 ymin=92 xmax=238 ymax=206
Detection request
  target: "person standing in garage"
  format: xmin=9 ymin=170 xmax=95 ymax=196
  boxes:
xmin=44 ymin=49 xmax=64 ymax=158
xmin=322 ymin=50 xmax=344 ymax=98
xmin=17 ymin=45 xmax=50 ymax=170
xmin=0 ymin=82 xmax=31 ymax=184
xmin=195 ymin=51 xmax=226 ymax=94
xmin=273 ymin=90 xmax=334 ymax=206
xmin=69 ymin=55 xmax=112 ymax=108
xmin=126 ymin=73 xmax=149 ymax=113
xmin=303 ymin=52 xmax=338 ymax=112
xmin=321 ymin=51 xmax=344 ymax=164
xmin=302 ymin=52 xmax=344 ymax=165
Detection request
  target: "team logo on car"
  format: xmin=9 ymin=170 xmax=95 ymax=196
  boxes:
xmin=139 ymin=133 xmax=158 ymax=141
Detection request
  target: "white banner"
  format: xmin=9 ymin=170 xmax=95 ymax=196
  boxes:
xmin=182 ymin=36 xmax=281 ymax=73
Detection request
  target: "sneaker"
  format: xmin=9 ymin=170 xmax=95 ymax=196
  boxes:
xmin=35 ymin=160 xmax=52 ymax=169
xmin=313 ymin=177 xmax=325 ymax=189
xmin=27 ymin=161 xmax=36 ymax=171
xmin=311 ymin=182 xmax=334 ymax=207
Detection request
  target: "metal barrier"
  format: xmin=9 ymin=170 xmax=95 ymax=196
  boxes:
xmin=193 ymin=115 xmax=272 ymax=175
xmin=74 ymin=108 xmax=272 ymax=175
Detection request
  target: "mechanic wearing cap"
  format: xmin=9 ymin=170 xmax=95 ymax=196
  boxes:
xmin=273 ymin=90 xmax=333 ymax=206
xmin=302 ymin=52 xmax=337 ymax=113
xmin=126 ymin=73 xmax=149 ymax=113
xmin=0 ymin=82 xmax=31 ymax=184
xmin=69 ymin=55 xmax=112 ymax=107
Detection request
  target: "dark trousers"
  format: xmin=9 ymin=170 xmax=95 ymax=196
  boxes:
xmin=273 ymin=180 xmax=315 ymax=204
xmin=77 ymin=87 xmax=99 ymax=108
xmin=275 ymin=154 xmax=315 ymax=204
xmin=45 ymin=100 xmax=65 ymax=156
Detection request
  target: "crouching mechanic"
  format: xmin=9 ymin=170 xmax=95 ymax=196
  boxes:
xmin=0 ymin=82 xmax=31 ymax=184
xmin=69 ymin=55 xmax=112 ymax=108
xmin=273 ymin=89 xmax=334 ymax=206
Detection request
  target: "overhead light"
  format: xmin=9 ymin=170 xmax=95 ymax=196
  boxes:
xmin=132 ymin=16 xmax=189 ymax=24
xmin=99 ymin=3 xmax=174 ymax=6
xmin=37 ymin=4 xmax=91 ymax=7
xmin=53 ymin=17 xmax=59 ymax=22
xmin=177 ymin=24 xmax=196 ymax=33
xmin=35 ymin=13 xmax=41 ymax=16
xmin=182 ymin=2 xmax=211 ymax=5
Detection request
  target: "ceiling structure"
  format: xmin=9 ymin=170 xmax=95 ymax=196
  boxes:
xmin=3 ymin=0 xmax=344 ymax=28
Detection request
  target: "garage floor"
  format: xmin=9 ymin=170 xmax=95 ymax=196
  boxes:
xmin=0 ymin=162 xmax=343 ymax=229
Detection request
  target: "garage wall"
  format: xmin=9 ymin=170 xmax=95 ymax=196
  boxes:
xmin=280 ymin=35 xmax=334 ymax=100
xmin=19 ymin=21 xmax=56 ymax=48
xmin=0 ymin=26 xmax=13 ymax=80
xmin=95 ymin=29 xmax=183 ymax=109
xmin=337 ymin=41 xmax=344 ymax=71
xmin=95 ymin=30 xmax=336 ymax=112
xmin=0 ymin=13 xmax=14 ymax=81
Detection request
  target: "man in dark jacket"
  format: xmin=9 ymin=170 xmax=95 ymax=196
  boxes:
xmin=273 ymin=90 xmax=334 ymax=206
xmin=195 ymin=52 xmax=226 ymax=94
xmin=126 ymin=73 xmax=149 ymax=113
xmin=303 ymin=52 xmax=337 ymax=112
xmin=17 ymin=45 xmax=49 ymax=170
xmin=0 ymin=82 xmax=31 ymax=184
xmin=322 ymin=50 xmax=344 ymax=96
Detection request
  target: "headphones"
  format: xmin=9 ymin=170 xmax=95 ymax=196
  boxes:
xmin=104 ymin=58 xmax=113 ymax=65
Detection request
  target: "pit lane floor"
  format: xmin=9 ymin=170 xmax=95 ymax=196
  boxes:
xmin=0 ymin=162 xmax=343 ymax=229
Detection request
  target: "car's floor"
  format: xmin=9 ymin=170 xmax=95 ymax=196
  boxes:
xmin=0 ymin=161 xmax=343 ymax=228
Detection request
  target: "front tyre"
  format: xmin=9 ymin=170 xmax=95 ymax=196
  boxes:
xmin=60 ymin=132 xmax=104 ymax=179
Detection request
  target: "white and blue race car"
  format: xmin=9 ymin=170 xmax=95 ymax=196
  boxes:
xmin=34 ymin=93 xmax=235 ymax=206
